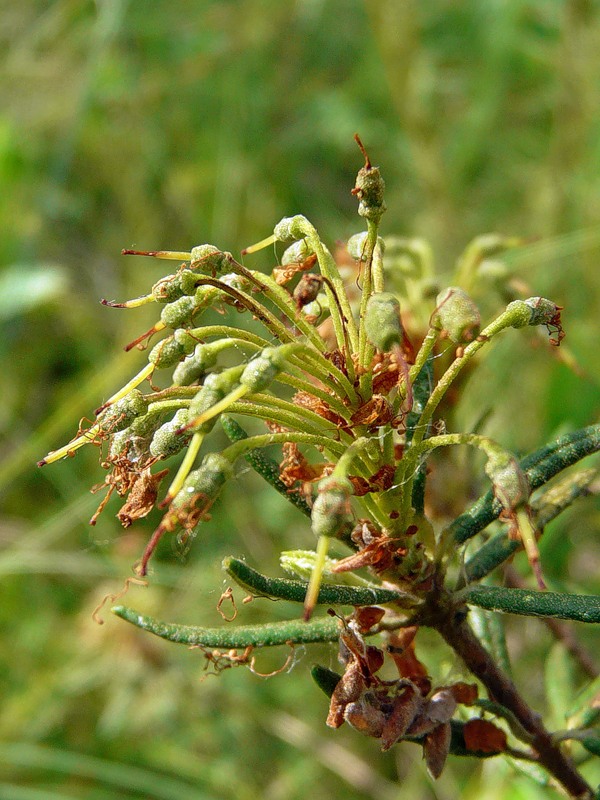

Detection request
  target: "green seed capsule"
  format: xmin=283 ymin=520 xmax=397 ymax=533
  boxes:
xmin=172 ymin=339 xmax=222 ymax=387
xmin=281 ymin=239 xmax=314 ymax=266
xmin=149 ymin=409 xmax=193 ymax=459
xmin=173 ymin=353 xmax=205 ymax=387
xmin=434 ymin=287 xmax=481 ymax=344
xmin=364 ymin=292 xmax=403 ymax=352
xmin=353 ymin=163 xmax=386 ymax=222
xmin=508 ymin=297 xmax=559 ymax=328
xmin=151 ymin=270 xmax=196 ymax=303
xmin=190 ymin=244 xmax=231 ymax=275
xmin=346 ymin=232 xmax=385 ymax=261
xmin=186 ymin=365 xmax=245 ymax=433
xmin=311 ymin=476 xmax=354 ymax=540
xmin=149 ymin=329 xmax=197 ymax=369
xmin=159 ymin=295 xmax=198 ymax=328
xmin=97 ymin=390 xmax=148 ymax=433
xmin=274 ymin=215 xmax=308 ymax=243
xmin=484 ymin=452 xmax=530 ymax=512
xmin=172 ymin=452 xmax=233 ymax=510
xmin=239 ymin=345 xmax=291 ymax=394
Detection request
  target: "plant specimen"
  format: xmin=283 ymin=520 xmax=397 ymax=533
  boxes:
xmin=40 ymin=138 xmax=600 ymax=797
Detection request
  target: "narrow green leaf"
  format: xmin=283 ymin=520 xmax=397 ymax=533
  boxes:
xmin=405 ymin=356 xmax=434 ymax=514
xmin=220 ymin=415 xmax=311 ymax=517
xmin=112 ymin=605 xmax=341 ymax=647
xmin=464 ymin=531 xmax=521 ymax=583
xmin=451 ymin=424 xmax=600 ymax=545
xmin=224 ymin=556 xmax=413 ymax=607
xmin=469 ymin=606 xmax=512 ymax=678
xmin=463 ymin=585 xmax=600 ymax=623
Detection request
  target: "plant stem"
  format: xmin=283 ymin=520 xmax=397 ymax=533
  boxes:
xmin=433 ymin=600 xmax=594 ymax=799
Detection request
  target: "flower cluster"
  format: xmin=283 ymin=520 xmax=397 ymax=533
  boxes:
xmin=41 ymin=140 xmax=578 ymax=781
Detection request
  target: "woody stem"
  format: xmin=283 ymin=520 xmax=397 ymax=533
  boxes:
xmin=432 ymin=599 xmax=593 ymax=799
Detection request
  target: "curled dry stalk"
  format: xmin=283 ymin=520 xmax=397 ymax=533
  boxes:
xmin=40 ymin=139 xmax=600 ymax=797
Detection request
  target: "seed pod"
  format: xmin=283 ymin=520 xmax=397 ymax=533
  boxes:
xmin=171 ymin=453 xmax=233 ymax=513
xmin=149 ymin=409 xmax=193 ymax=459
xmin=173 ymin=353 xmax=205 ymax=387
xmin=352 ymin=154 xmax=386 ymax=223
xmin=239 ymin=345 xmax=293 ymax=394
xmin=347 ymin=232 xmax=385 ymax=261
xmin=190 ymin=244 xmax=231 ymax=276
xmin=507 ymin=297 xmax=564 ymax=344
xmin=159 ymin=295 xmax=198 ymax=328
xmin=484 ymin=451 xmax=530 ymax=512
xmin=311 ymin=476 xmax=354 ymax=540
xmin=281 ymin=239 xmax=314 ymax=266
xmin=185 ymin=366 xmax=245 ymax=434
xmin=364 ymin=292 xmax=403 ymax=352
xmin=173 ymin=341 xmax=223 ymax=386
xmin=109 ymin=405 xmax=170 ymax=461
xmin=97 ymin=390 xmax=148 ymax=434
xmin=148 ymin=329 xmax=197 ymax=369
xmin=151 ymin=270 xmax=196 ymax=303
xmin=274 ymin=215 xmax=308 ymax=243
xmin=434 ymin=287 xmax=481 ymax=344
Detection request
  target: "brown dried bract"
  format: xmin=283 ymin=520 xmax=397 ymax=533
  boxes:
xmin=292 ymin=390 xmax=349 ymax=430
xmin=463 ymin=718 xmax=508 ymax=754
xmin=272 ymin=253 xmax=318 ymax=286
xmin=350 ymin=395 xmax=394 ymax=429
xmin=279 ymin=442 xmax=328 ymax=488
xmin=387 ymin=628 xmax=431 ymax=696
xmin=324 ymin=349 xmax=349 ymax=377
xmin=117 ymin=466 xmax=169 ymax=527
xmin=331 ymin=532 xmax=408 ymax=575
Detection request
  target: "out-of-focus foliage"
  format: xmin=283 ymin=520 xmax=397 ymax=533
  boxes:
xmin=1 ymin=1 xmax=599 ymax=797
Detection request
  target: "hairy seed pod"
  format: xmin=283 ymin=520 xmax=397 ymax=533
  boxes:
xmin=171 ymin=452 xmax=233 ymax=514
xmin=274 ymin=215 xmax=308 ymax=243
xmin=346 ymin=232 xmax=385 ymax=261
xmin=281 ymin=239 xmax=314 ymax=266
xmin=151 ymin=270 xmax=196 ymax=303
xmin=507 ymin=297 xmax=561 ymax=328
xmin=162 ymin=452 xmax=234 ymax=538
xmin=311 ymin=476 xmax=354 ymax=540
xmin=484 ymin=451 xmax=530 ymax=512
xmin=159 ymin=295 xmax=198 ymax=328
xmin=148 ymin=329 xmax=197 ymax=369
xmin=190 ymin=244 xmax=231 ymax=275
xmin=364 ymin=292 xmax=404 ymax=352
xmin=173 ymin=341 xmax=223 ymax=386
xmin=239 ymin=345 xmax=293 ymax=394
xmin=186 ymin=366 xmax=245 ymax=434
xmin=353 ymin=163 xmax=386 ymax=222
xmin=434 ymin=287 xmax=481 ymax=344
xmin=149 ymin=409 xmax=193 ymax=459
xmin=97 ymin=390 xmax=148 ymax=434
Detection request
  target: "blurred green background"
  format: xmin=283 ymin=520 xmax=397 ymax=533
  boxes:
xmin=1 ymin=1 xmax=600 ymax=798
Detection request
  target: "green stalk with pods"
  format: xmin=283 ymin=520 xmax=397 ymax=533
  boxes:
xmin=40 ymin=139 xmax=600 ymax=798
